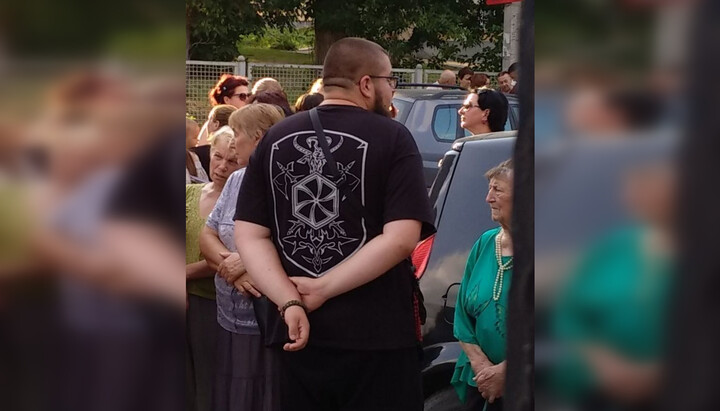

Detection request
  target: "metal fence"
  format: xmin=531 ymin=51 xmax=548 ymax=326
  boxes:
xmin=185 ymin=59 xmax=497 ymax=121
xmin=423 ymin=69 xmax=445 ymax=84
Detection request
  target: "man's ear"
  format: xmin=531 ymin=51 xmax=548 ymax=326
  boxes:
xmin=357 ymin=75 xmax=373 ymax=99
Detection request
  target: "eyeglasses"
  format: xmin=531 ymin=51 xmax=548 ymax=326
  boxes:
xmin=231 ymin=93 xmax=251 ymax=101
xmin=369 ymin=75 xmax=400 ymax=89
xmin=460 ymin=103 xmax=481 ymax=111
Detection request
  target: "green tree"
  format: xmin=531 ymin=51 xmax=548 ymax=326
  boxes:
xmin=188 ymin=0 xmax=503 ymax=69
xmin=186 ymin=0 xmax=296 ymax=60
xmin=267 ymin=0 xmax=503 ymax=69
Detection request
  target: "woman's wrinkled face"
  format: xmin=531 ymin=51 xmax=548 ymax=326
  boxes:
xmin=486 ymin=175 xmax=513 ymax=225
xmin=209 ymin=138 xmax=240 ymax=185
xmin=622 ymin=165 xmax=676 ymax=227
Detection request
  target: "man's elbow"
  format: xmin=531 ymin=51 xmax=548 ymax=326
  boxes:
xmin=234 ymin=221 xmax=270 ymax=247
xmin=383 ymin=221 xmax=422 ymax=257
xmin=399 ymin=237 xmax=419 ymax=257
xmin=389 ymin=233 xmax=420 ymax=258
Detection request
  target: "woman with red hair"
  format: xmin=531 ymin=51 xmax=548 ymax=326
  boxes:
xmin=192 ymin=75 xmax=250 ymax=176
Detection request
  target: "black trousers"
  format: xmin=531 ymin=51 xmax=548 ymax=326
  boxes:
xmin=279 ymin=345 xmax=423 ymax=411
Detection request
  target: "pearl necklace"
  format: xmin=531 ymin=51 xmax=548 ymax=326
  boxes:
xmin=493 ymin=229 xmax=513 ymax=301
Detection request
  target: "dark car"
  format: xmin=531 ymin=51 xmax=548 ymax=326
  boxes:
xmin=392 ymin=85 xmax=519 ymax=186
xmin=410 ymin=131 xmax=517 ymax=411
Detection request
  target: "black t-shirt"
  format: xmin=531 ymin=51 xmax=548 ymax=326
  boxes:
xmin=235 ymin=105 xmax=435 ymax=350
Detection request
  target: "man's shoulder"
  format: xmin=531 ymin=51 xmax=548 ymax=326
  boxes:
xmin=266 ymin=111 xmax=308 ymax=135
xmin=347 ymin=109 xmax=409 ymax=135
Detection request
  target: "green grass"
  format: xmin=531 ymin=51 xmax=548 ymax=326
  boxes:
xmin=237 ymin=46 xmax=315 ymax=65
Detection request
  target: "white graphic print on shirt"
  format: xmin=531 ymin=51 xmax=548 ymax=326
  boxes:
xmin=270 ymin=129 xmax=368 ymax=277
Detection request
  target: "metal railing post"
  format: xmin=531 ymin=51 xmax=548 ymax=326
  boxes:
xmin=414 ymin=64 xmax=423 ymax=83
xmin=236 ymin=56 xmax=247 ymax=77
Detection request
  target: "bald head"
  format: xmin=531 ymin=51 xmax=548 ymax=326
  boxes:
xmin=438 ymin=70 xmax=457 ymax=86
xmin=322 ymin=38 xmax=390 ymax=89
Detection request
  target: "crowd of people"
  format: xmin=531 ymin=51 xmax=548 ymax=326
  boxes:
xmin=186 ymin=37 xmax=514 ymax=411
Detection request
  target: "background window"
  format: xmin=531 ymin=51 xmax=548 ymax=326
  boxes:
xmin=433 ymin=105 xmax=461 ymax=142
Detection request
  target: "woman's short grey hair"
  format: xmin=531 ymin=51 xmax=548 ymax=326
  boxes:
xmin=485 ymin=158 xmax=514 ymax=181
xmin=210 ymin=125 xmax=235 ymax=149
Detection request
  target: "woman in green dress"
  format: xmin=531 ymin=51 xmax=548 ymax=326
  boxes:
xmin=186 ymin=126 xmax=242 ymax=411
xmin=549 ymin=163 xmax=675 ymax=409
xmin=452 ymin=159 xmax=514 ymax=411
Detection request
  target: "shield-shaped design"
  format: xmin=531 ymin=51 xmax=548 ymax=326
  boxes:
xmin=292 ymin=174 xmax=339 ymax=229
xmin=270 ymin=129 xmax=368 ymax=277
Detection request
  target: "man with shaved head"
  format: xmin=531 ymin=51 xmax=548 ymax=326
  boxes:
xmin=429 ymin=69 xmax=458 ymax=89
xmin=234 ymin=37 xmax=434 ymax=411
xmin=439 ymin=69 xmax=457 ymax=86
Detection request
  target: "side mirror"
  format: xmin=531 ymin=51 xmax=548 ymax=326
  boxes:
xmin=442 ymin=282 xmax=461 ymax=325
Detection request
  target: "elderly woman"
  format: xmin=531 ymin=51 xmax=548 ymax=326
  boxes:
xmin=199 ymin=104 xmax=285 ymax=411
xmin=550 ymin=163 xmax=675 ymax=408
xmin=458 ymin=89 xmax=509 ymax=135
xmin=452 ymin=159 xmax=514 ymax=411
xmin=186 ymin=126 xmax=242 ymax=411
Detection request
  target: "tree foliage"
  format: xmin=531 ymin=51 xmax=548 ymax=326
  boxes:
xmin=188 ymin=0 xmax=503 ymax=70
xmin=186 ymin=0 xmax=296 ymax=60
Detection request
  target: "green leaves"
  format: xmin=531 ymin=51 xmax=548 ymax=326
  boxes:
xmin=188 ymin=0 xmax=503 ymax=69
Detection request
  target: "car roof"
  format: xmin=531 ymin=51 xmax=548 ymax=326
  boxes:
xmin=393 ymin=88 xmax=468 ymax=101
xmin=393 ymin=88 xmax=519 ymax=104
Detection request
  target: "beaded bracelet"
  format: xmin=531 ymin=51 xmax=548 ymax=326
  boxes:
xmin=280 ymin=299 xmax=308 ymax=318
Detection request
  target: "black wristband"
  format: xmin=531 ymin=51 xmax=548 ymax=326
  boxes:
xmin=280 ymin=299 xmax=307 ymax=318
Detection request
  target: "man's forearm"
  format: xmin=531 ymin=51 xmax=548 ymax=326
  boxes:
xmin=320 ymin=231 xmax=413 ymax=299
xmin=237 ymin=236 xmax=300 ymax=306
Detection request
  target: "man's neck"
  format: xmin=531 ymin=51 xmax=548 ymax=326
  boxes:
xmin=320 ymin=98 xmax=360 ymax=107
xmin=320 ymin=92 xmax=369 ymax=110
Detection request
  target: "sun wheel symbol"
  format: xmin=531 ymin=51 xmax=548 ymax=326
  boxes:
xmin=292 ymin=174 xmax=339 ymax=229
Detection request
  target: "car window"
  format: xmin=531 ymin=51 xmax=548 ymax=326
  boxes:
xmin=391 ymin=99 xmax=412 ymax=124
xmin=508 ymin=101 xmax=520 ymax=130
xmin=432 ymin=105 xmax=462 ymax=142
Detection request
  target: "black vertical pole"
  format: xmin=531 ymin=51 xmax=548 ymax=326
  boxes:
xmin=663 ymin=1 xmax=720 ymax=410
xmin=506 ymin=0 xmax=534 ymax=410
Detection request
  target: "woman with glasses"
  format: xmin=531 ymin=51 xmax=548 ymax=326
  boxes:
xmin=458 ymin=89 xmax=509 ymax=135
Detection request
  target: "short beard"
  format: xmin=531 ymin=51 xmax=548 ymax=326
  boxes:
xmin=371 ymin=94 xmax=391 ymax=118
